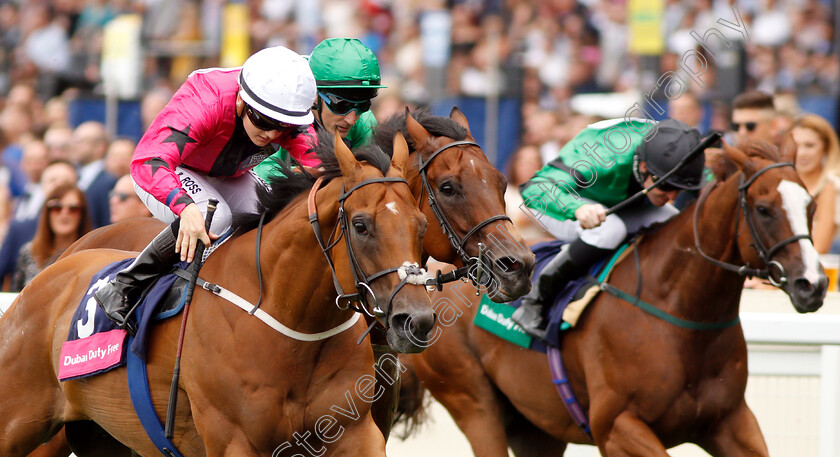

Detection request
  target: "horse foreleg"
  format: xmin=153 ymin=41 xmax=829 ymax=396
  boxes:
xmin=507 ymin=419 xmax=568 ymax=457
xmin=596 ymin=412 xmax=669 ymax=457
xmin=326 ymin=418 xmax=386 ymax=457
xmin=24 ymin=428 xmax=70 ymax=457
xmin=696 ymin=400 xmax=769 ymax=457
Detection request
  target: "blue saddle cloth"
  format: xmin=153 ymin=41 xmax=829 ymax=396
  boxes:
xmin=509 ymin=240 xmax=608 ymax=351
xmin=68 ymin=258 xmax=188 ymax=360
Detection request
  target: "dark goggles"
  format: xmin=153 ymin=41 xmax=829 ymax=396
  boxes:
xmin=319 ymin=91 xmax=371 ymax=116
xmin=649 ymin=174 xmax=681 ymax=192
xmin=245 ymin=105 xmax=296 ymax=131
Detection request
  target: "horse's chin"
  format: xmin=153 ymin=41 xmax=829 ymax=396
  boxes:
xmin=485 ymin=278 xmax=531 ymax=303
xmin=386 ymin=330 xmax=428 ymax=354
xmin=785 ymin=286 xmax=826 ymax=314
xmin=789 ymin=294 xmax=825 ymax=314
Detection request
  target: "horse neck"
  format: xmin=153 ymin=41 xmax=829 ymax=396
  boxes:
xmin=257 ymin=187 xmax=358 ymax=334
xmin=639 ymin=176 xmax=747 ymax=322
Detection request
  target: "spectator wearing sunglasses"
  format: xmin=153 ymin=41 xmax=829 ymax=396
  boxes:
xmin=93 ymin=46 xmax=319 ymax=331
xmin=513 ymin=118 xmax=704 ymax=339
xmin=108 ymin=175 xmax=151 ymax=224
xmin=254 ymin=38 xmax=385 ymax=183
xmin=731 ymin=91 xmax=778 ymax=146
xmin=11 ymin=183 xmax=91 ymax=291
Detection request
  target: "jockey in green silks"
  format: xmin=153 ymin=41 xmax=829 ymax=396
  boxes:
xmin=254 ymin=38 xmax=385 ymax=182
xmin=512 ymin=118 xmax=704 ymax=339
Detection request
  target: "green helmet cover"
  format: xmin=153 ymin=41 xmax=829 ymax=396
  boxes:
xmin=309 ymin=38 xmax=386 ymax=89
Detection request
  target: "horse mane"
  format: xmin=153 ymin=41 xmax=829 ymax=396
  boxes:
xmin=374 ymin=108 xmax=469 ymax=155
xmin=234 ymin=127 xmax=392 ymax=232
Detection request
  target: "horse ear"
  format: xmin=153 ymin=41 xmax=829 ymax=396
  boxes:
xmin=406 ymin=111 xmax=431 ymax=147
xmin=780 ymin=133 xmax=797 ymax=164
xmin=391 ymin=131 xmax=409 ymax=174
xmin=333 ymin=130 xmax=361 ymax=178
xmin=450 ymin=106 xmax=471 ymax=132
xmin=707 ymin=146 xmax=738 ymax=182
xmin=723 ymin=141 xmax=749 ymax=169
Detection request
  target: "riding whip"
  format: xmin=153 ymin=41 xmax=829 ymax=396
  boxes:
xmin=606 ymin=130 xmax=722 ymax=216
xmin=165 ymin=198 xmax=218 ymax=438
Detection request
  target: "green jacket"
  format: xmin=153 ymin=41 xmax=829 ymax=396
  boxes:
xmin=253 ymin=110 xmax=378 ymax=181
xmin=520 ymin=118 xmax=655 ymax=222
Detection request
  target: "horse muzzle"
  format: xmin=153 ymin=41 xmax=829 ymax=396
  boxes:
xmin=785 ymin=273 xmax=827 ymax=313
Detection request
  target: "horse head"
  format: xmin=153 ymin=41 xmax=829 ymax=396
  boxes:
xmin=330 ymin=131 xmax=435 ymax=352
xmin=379 ymin=107 xmax=535 ymax=302
xmin=719 ymin=141 xmax=827 ymax=312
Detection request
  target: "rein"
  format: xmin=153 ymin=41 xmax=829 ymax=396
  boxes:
xmin=416 ymin=140 xmax=511 ymax=291
xmin=693 ymin=162 xmax=809 ymax=286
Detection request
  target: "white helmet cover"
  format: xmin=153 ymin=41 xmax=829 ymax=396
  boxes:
xmin=239 ymin=46 xmax=316 ymax=125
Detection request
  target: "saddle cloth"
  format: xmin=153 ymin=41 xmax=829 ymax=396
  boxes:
xmin=474 ymin=240 xmax=631 ymax=352
xmin=58 ymin=258 xmax=188 ymax=381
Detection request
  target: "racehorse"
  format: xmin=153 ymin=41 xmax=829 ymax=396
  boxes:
xmin=49 ymin=108 xmax=536 ymax=449
xmin=0 ymin=133 xmax=435 ymax=456
xmin=404 ymin=141 xmax=827 ymax=456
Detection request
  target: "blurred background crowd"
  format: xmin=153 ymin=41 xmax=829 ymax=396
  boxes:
xmin=0 ymin=0 xmax=839 ymax=290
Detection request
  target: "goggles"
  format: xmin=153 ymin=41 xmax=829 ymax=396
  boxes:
xmin=319 ymin=91 xmax=371 ymax=116
xmin=649 ymin=174 xmax=681 ymax=193
xmin=245 ymin=105 xmax=296 ymax=132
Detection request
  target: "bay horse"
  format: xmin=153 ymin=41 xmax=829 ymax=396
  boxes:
xmin=53 ymin=107 xmax=536 ymax=448
xmin=0 ymin=133 xmax=435 ymax=456
xmin=404 ymin=141 xmax=827 ymax=456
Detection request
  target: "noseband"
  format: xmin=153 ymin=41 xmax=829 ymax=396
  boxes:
xmin=417 ymin=140 xmax=512 ymax=290
xmin=694 ymin=162 xmax=812 ymax=286
xmin=308 ymin=175 xmax=429 ymax=323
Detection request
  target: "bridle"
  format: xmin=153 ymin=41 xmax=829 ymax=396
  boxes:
xmin=693 ymin=162 xmax=811 ymax=286
xmin=308 ymin=175 xmax=429 ymax=323
xmin=416 ymin=140 xmax=512 ymax=290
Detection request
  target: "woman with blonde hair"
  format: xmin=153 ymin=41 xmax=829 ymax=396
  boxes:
xmin=790 ymin=113 xmax=840 ymax=253
xmin=11 ymin=184 xmax=92 ymax=291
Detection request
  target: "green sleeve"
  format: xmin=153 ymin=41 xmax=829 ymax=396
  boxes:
xmin=345 ymin=111 xmax=377 ymax=148
xmin=520 ymin=171 xmax=586 ymax=222
xmin=253 ymin=147 xmax=291 ymax=182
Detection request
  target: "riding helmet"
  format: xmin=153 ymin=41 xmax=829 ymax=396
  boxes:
xmin=238 ymin=46 xmax=316 ymax=125
xmin=308 ymin=38 xmax=386 ymax=101
xmin=637 ymin=118 xmax=704 ymax=190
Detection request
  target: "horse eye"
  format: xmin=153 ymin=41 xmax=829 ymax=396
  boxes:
xmin=439 ymin=183 xmax=456 ymax=196
xmin=756 ymin=205 xmax=771 ymax=217
xmin=353 ymin=221 xmax=368 ymax=235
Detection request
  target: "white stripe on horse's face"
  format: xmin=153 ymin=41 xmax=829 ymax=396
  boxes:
xmin=778 ymin=180 xmax=820 ymax=283
xmin=385 ymin=201 xmax=399 ymax=215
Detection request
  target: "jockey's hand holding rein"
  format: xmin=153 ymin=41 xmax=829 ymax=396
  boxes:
xmin=177 ymin=203 xmax=219 ymax=263
xmin=575 ymin=203 xmax=607 ymax=229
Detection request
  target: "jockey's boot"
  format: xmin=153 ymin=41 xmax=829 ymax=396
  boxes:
xmin=512 ymin=239 xmax=612 ymax=340
xmin=93 ymin=223 xmax=179 ymax=335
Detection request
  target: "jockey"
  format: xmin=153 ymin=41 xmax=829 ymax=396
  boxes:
xmin=253 ymin=38 xmax=385 ymax=182
xmin=94 ymin=46 xmax=318 ymax=331
xmin=512 ymin=118 xmax=703 ymax=339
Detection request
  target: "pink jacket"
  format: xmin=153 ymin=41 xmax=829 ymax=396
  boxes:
xmin=131 ymin=67 xmax=319 ymax=216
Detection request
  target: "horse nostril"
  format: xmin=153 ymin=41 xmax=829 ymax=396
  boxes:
xmin=495 ymin=256 xmax=521 ymax=273
xmin=793 ymin=277 xmax=816 ymax=296
xmin=391 ymin=311 xmax=435 ymax=340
